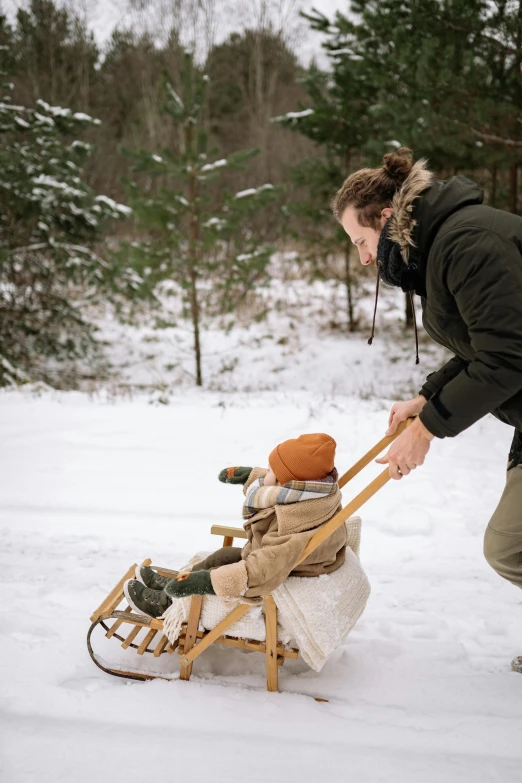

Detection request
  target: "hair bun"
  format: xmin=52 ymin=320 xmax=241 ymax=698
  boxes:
xmin=382 ymin=147 xmax=413 ymax=185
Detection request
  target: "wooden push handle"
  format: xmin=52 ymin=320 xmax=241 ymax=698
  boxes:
xmin=337 ymin=418 xmax=414 ymax=489
xmin=295 ymin=417 xmax=414 ymax=568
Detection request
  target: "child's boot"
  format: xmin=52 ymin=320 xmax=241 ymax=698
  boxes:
xmin=135 ymin=565 xmax=177 ymax=590
xmin=124 ymin=579 xmax=172 ymax=618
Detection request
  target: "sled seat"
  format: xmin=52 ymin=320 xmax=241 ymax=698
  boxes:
xmin=87 ymin=420 xmax=412 ymax=693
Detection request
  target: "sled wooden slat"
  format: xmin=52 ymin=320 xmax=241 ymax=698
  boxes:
xmin=265 ymin=596 xmax=278 ymax=692
xmin=153 ymin=635 xmax=170 ymax=658
xmin=91 ymin=558 xmax=152 ymax=623
xmin=177 ymin=628 xmax=204 ymax=645
xmin=180 ymin=595 xmax=204 ymax=679
xmin=90 ymin=563 xmax=138 ymax=623
xmin=177 ymin=627 xmax=299 ymax=659
xmin=152 ymin=566 xmax=183 ymax=579
xmin=211 ymin=525 xmax=247 ymax=540
xmin=210 ymin=633 xmax=273 ymax=653
xmin=107 ymin=610 xmax=159 ymax=629
xmin=121 ymin=625 xmax=141 ymax=649
xmin=138 ymin=628 xmax=158 ymax=655
xmin=105 ymin=605 xmax=132 ymax=639
xmin=181 ymin=602 xmax=253 ymax=667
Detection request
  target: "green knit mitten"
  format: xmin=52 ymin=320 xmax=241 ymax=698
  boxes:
xmin=164 ymin=570 xmax=216 ymax=598
xmin=218 ymin=466 xmax=253 ymax=485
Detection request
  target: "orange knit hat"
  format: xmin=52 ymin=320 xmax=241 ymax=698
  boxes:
xmin=269 ymin=433 xmax=336 ymax=485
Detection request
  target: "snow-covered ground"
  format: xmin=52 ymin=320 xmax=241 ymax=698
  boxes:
xmin=97 ymin=273 xmax=447 ymax=401
xmin=1 ymin=280 xmax=522 ymax=782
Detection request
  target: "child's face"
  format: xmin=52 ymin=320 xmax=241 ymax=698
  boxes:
xmin=264 ymin=466 xmax=278 ymax=486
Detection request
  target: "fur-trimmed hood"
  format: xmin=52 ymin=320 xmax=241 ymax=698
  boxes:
xmin=387 ymin=159 xmax=434 ymax=262
xmin=386 ymin=159 xmax=483 ymax=273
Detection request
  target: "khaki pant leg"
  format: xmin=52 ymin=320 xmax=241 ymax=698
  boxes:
xmin=483 ymin=465 xmax=522 ymax=589
xmin=191 ymin=547 xmax=243 ymax=571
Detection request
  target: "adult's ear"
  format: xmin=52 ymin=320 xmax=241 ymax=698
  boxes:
xmin=379 ymin=206 xmax=394 ymax=229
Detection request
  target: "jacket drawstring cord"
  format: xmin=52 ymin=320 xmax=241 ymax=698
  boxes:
xmin=367 ymin=264 xmax=381 ymax=346
xmin=409 ymin=290 xmax=420 ymax=365
xmin=368 ymin=264 xmax=420 ymax=365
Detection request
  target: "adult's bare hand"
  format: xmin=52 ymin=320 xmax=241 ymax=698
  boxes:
xmin=376 ymin=417 xmax=434 ymax=479
xmin=386 ymin=395 xmax=427 ymax=436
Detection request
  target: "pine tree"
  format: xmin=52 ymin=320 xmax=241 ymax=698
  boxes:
xmin=276 ymin=1 xmax=522 ymax=336
xmin=271 ymin=9 xmax=385 ymax=332
xmin=0 ymin=34 xmax=131 ymax=386
xmin=14 ymin=0 xmax=99 ymax=110
xmin=120 ymin=51 xmax=278 ymax=387
xmin=333 ymin=0 xmax=522 ymax=209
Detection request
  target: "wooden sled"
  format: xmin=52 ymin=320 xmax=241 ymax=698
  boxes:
xmin=87 ymin=419 xmax=412 ymax=695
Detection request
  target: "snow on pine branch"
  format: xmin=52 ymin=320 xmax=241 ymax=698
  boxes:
xmin=0 ymin=102 xmax=25 ymax=112
xmin=94 ymin=195 xmax=132 ymax=216
xmin=271 ymin=108 xmax=314 ymax=124
xmin=203 ymin=217 xmax=227 ymax=230
xmin=200 ymin=159 xmax=227 ymax=173
xmin=32 ymin=175 xmax=86 ymax=199
xmin=234 ymin=184 xmax=274 ymax=199
xmin=235 ymin=248 xmax=267 ymax=262
xmin=73 ymin=112 xmax=101 ymax=125
xmin=8 ymin=242 xmax=110 ymax=268
xmin=36 ymin=100 xmax=102 ymax=126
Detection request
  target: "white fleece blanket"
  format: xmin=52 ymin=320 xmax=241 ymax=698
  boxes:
xmin=162 ymin=516 xmax=370 ymax=672
xmin=272 ymin=542 xmax=370 ymax=670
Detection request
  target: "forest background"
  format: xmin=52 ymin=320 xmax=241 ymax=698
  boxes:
xmin=1 ymin=0 xmax=522 ymax=391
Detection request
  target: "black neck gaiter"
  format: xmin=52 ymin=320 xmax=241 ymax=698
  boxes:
xmin=376 ymin=220 xmax=405 ymax=288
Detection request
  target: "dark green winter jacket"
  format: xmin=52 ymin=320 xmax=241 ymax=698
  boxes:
xmin=386 ymin=159 xmax=522 ymax=439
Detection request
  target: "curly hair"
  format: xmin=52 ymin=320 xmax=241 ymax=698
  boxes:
xmin=332 ymin=147 xmax=414 ymax=229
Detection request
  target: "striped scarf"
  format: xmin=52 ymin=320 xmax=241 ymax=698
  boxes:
xmin=243 ymin=469 xmax=339 ymax=520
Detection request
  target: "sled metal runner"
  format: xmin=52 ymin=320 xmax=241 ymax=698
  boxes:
xmin=88 ymin=419 xmax=412 ymax=694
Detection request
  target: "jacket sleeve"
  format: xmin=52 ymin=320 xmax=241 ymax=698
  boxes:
xmin=419 ymin=355 xmax=468 ymax=401
xmin=209 ymin=535 xmax=306 ymax=599
xmin=419 ymin=230 xmax=522 ymax=438
xmin=242 ymin=537 xmax=306 ymax=598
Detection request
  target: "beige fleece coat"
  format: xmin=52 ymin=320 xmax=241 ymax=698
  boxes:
xmin=210 ymin=468 xmax=347 ymax=599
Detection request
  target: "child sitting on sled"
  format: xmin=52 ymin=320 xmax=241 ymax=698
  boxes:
xmin=124 ymin=433 xmax=347 ymax=618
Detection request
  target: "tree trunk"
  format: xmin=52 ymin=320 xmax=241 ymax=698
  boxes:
xmin=186 ymin=124 xmax=203 ymax=387
xmin=343 ymin=148 xmax=356 ymax=332
xmin=344 ymin=244 xmax=355 ymax=332
xmin=509 ymin=163 xmax=519 ymax=214
xmin=510 ymin=2 xmax=522 ymax=215
xmin=490 ymin=164 xmax=497 ymax=207
xmin=188 ymin=255 xmax=202 ymax=387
